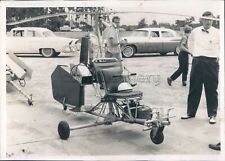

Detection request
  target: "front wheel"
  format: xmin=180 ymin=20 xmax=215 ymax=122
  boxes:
xmin=150 ymin=127 xmax=164 ymax=144
xmin=58 ymin=121 xmax=70 ymax=140
xmin=40 ymin=48 xmax=55 ymax=57
xmin=122 ymin=46 xmax=135 ymax=58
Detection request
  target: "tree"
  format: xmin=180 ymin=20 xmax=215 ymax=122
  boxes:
xmin=137 ymin=18 xmax=148 ymax=29
xmin=6 ymin=8 xmax=48 ymax=31
xmin=152 ymin=20 xmax=157 ymax=26
xmin=47 ymin=7 xmax=66 ymax=31
xmin=175 ymin=19 xmax=186 ymax=28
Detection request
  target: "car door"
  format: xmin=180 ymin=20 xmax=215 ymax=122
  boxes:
xmin=8 ymin=29 xmax=27 ymax=53
xmin=145 ymin=30 xmax=163 ymax=53
xmin=26 ymin=30 xmax=42 ymax=53
xmin=161 ymin=30 xmax=181 ymax=53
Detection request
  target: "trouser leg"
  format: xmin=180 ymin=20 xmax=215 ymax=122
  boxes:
xmin=187 ymin=58 xmax=203 ymax=116
xmin=181 ymin=53 xmax=189 ymax=82
xmin=203 ymin=59 xmax=219 ymax=117
xmin=170 ymin=54 xmax=183 ymax=80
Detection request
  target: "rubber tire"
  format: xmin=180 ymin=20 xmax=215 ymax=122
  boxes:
xmin=174 ymin=46 xmax=179 ymax=56
xmin=58 ymin=121 xmax=70 ymax=140
xmin=40 ymin=48 xmax=55 ymax=57
xmin=54 ymin=52 xmax=60 ymax=57
xmin=150 ymin=129 xmax=164 ymax=144
xmin=160 ymin=52 xmax=167 ymax=56
xmin=122 ymin=46 xmax=135 ymax=58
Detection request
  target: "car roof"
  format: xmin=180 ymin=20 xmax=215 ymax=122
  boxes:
xmin=11 ymin=27 xmax=50 ymax=31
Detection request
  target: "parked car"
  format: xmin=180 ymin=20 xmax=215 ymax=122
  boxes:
xmin=6 ymin=27 xmax=79 ymax=57
xmin=120 ymin=28 xmax=181 ymax=58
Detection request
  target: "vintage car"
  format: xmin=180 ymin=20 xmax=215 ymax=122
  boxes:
xmin=121 ymin=28 xmax=181 ymax=58
xmin=6 ymin=27 xmax=79 ymax=57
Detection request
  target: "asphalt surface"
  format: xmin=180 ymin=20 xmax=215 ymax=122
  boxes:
xmin=6 ymin=52 xmax=221 ymax=160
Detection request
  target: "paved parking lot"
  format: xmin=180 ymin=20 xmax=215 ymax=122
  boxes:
xmin=6 ymin=53 xmax=221 ymax=159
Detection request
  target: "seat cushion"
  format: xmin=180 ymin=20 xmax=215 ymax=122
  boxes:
xmin=106 ymin=90 xmax=143 ymax=99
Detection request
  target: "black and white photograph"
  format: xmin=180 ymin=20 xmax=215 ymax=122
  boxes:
xmin=1 ymin=0 xmax=224 ymax=160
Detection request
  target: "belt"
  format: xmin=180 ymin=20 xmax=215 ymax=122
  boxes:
xmin=194 ymin=56 xmax=217 ymax=60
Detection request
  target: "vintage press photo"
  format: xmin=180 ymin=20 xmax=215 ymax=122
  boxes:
xmin=1 ymin=0 xmax=224 ymax=160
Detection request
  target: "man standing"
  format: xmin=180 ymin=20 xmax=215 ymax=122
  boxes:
xmin=167 ymin=25 xmax=192 ymax=86
xmin=102 ymin=16 xmax=127 ymax=61
xmin=181 ymin=11 xmax=220 ymax=124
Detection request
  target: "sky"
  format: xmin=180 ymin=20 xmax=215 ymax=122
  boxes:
xmin=106 ymin=0 xmax=223 ymax=25
xmin=2 ymin=0 xmax=224 ymax=25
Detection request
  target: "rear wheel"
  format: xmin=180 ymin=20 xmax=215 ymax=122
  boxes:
xmin=174 ymin=46 xmax=180 ymax=56
xmin=54 ymin=52 xmax=60 ymax=57
xmin=40 ymin=48 xmax=55 ymax=57
xmin=122 ymin=46 xmax=136 ymax=58
xmin=160 ymin=52 xmax=167 ymax=56
xmin=58 ymin=121 xmax=70 ymax=140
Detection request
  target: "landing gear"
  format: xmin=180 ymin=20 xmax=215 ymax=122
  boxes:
xmin=150 ymin=127 xmax=164 ymax=144
xmin=58 ymin=121 xmax=70 ymax=140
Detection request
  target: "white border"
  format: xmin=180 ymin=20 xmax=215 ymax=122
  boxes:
xmin=0 ymin=3 xmax=6 ymax=160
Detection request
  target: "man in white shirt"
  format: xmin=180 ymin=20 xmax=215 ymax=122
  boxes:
xmin=102 ymin=16 xmax=127 ymax=61
xmin=181 ymin=11 xmax=220 ymax=124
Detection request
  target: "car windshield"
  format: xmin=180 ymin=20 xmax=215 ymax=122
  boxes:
xmin=42 ymin=30 xmax=56 ymax=37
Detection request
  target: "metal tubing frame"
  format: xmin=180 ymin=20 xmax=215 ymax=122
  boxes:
xmin=8 ymin=80 xmax=33 ymax=105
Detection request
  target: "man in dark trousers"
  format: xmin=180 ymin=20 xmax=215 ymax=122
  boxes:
xmin=167 ymin=25 xmax=192 ymax=86
xmin=181 ymin=11 xmax=220 ymax=124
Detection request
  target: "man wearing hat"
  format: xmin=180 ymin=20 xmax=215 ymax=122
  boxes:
xmin=181 ymin=11 xmax=220 ymax=124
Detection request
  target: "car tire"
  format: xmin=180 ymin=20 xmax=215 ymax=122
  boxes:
xmin=40 ymin=48 xmax=55 ymax=57
xmin=174 ymin=46 xmax=180 ymax=56
xmin=160 ymin=52 xmax=167 ymax=56
xmin=122 ymin=46 xmax=135 ymax=58
xmin=54 ymin=52 xmax=60 ymax=57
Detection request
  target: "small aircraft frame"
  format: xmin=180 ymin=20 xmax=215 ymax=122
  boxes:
xmin=51 ymin=37 xmax=174 ymax=144
xmin=6 ymin=52 xmax=33 ymax=106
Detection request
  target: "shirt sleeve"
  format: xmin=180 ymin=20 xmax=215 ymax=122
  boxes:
xmin=187 ymin=31 xmax=194 ymax=53
xmin=180 ymin=36 xmax=187 ymax=46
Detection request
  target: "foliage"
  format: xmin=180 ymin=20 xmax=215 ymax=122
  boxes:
xmin=137 ymin=18 xmax=148 ymax=29
xmin=6 ymin=8 xmax=220 ymax=32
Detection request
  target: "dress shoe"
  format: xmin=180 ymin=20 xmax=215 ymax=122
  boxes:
xmin=182 ymin=81 xmax=187 ymax=86
xmin=209 ymin=116 xmax=216 ymax=124
xmin=209 ymin=142 xmax=221 ymax=151
xmin=181 ymin=115 xmax=195 ymax=119
xmin=167 ymin=77 xmax=172 ymax=86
